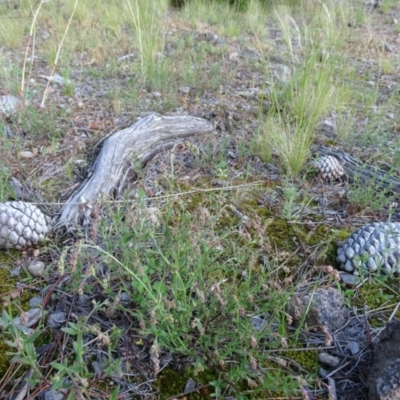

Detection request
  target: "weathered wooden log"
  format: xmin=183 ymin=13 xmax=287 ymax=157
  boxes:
xmin=314 ymin=145 xmax=400 ymax=192
xmin=58 ymin=113 xmax=214 ymax=227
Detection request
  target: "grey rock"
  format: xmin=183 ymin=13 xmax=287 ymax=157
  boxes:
xmin=19 ymin=151 xmax=35 ymax=159
xmin=10 ymin=177 xmax=23 ymax=199
xmin=180 ymin=86 xmax=191 ymax=94
xmin=239 ymin=49 xmax=260 ymax=60
xmin=346 ymin=340 xmax=361 ymax=355
xmin=10 ymin=266 xmax=22 ymax=277
xmin=29 ymin=296 xmax=43 ymax=307
xmin=0 ymin=95 xmax=21 ymax=117
xmin=43 ymin=389 xmax=67 ymax=400
xmin=47 ymin=311 xmax=67 ymax=329
xmin=288 ymin=287 xmax=349 ymax=333
xmin=120 ymin=291 xmax=132 ymax=306
xmin=319 ymin=367 xmax=328 ymax=378
xmin=340 ymin=272 xmax=358 ymax=286
xmin=28 ymin=260 xmax=45 ymax=277
xmin=251 ymin=316 xmax=266 ymax=331
xmin=384 ymin=43 xmax=395 ymax=53
xmin=184 ymin=377 xmax=197 ymax=393
xmin=367 ymin=321 xmax=400 ymax=400
xmin=318 ymin=352 xmax=340 ymax=367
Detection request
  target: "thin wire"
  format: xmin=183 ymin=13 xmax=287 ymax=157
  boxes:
xmin=30 ymin=181 xmax=266 ymax=206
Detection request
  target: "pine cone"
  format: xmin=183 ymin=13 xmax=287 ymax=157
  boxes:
xmin=314 ymin=155 xmax=345 ymax=181
xmin=337 ymin=222 xmax=400 ymax=274
xmin=0 ymin=201 xmax=49 ymax=249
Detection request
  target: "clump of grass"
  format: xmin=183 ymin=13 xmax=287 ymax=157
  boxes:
xmin=259 ymin=2 xmax=352 ymax=176
xmin=124 ymin=0 xmax=171 ymax=91
xmin=179 ymin=0 xmax=242 ymax=37
xmin=347 ymin=172 xmax=395 ymax=212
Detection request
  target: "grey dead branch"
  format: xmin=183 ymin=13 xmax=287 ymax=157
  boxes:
xmin=57 ymin=113 xmax=214 ymax=227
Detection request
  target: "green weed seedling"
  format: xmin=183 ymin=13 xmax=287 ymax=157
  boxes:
xmin=280 ymin=182 xmax=301 ymax=221
xmin=347 ymin=171 xmax=395 ymax=212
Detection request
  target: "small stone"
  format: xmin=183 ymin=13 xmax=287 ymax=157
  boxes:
xmin=339 ymin=272 xmax=358 ymax=286
xmin=28 ymin=260 xmax=45 ymax=277
xmin=288 ymin=287 xmax=349 ymax=333
xmin=228 ymin=151 xmax=236 ymax=159
xmin=229 ymin=52 xmax=239 ymax=61
xmin=10 ymin=177 xmax=23 ymax=199
xmin=47 ymin=311 xmax=67 ymax=329
xmin=319 ymin=367 xmax=328 ymax=378
xmin=180 ymin=86 xmax=191 ymax=94
xmin=326 ymin=377 xmax=337 ymax=398
xmin=152 ymin=92 xmax=162 ymax=99
xmin=120 ymin=292 xmax=132 ymax=306
xmin=251 ymin=316 xmax=266 ymax=331
xmin=323 ymin=119 xmax=336 ymax=129
xmin=43 ymin=389 xmax=67 ymax=400
xmin=0 ymin=95 xmax=21 ymax=117
xmin=184 ymin=378 xmax=197 ymax=393
xmin=77 ymin=294 xmax=89 ymax=306
xmin=19 ymin=151 xmax=35 ymax=159
xmin=211 ymin=180 xmax=224 ymax=187
xmin=346 ymin=341 xmax=360 ymax=355
xmin=318 ymin=352 xmax=340 ymax=367
xmin=384 ymin=43 xmax=395 ymax=53
xmin=29 ymin=297 xmax=43 ymax=307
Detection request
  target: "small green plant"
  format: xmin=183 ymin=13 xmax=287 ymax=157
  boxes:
xmin=347 ymin=172 xmax=395 ymax=212
xmin=0 ymin=165 xmax=16 ymax=201
xmin=60 ymin=67 xmax=75 ymax=97
xmin=280 ymin=182 xmax=301 ymax=221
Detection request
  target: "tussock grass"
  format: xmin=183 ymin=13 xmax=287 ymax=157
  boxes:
xmin=259 ymin=2 xmax=352 ymax=176
xmin=124 ymin=0 xmax=171 ymax=90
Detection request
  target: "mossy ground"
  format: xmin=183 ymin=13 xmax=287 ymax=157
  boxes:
xmin=156 ymin=367 xmax=219 ymax=399
xmin=176 ymin=176 xmax=349 ymax=269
